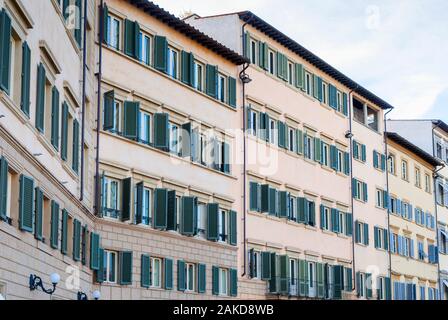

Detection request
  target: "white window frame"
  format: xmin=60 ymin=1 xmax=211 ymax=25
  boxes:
xmin=185 ymin=262 xmax=196 ymax=292
xmin=197 ymin=202 xmax=207 ymax=238
xmin=288 ymin=127 xmax=296 ymax=152
xmin=322 ymin=206 xmax=330 ymax=231
xmin=107 ymin=14 xmax=121 ymax=50
xmin=169 ymin=122 xmax=180 ymax=155
xmin=401 ymin=160 xmax=408 ymax=181
xmin=287 ymin=61 xmax=294 ymax=85
xmin=167 ymin=46 xmax=179 ymax=79
xmin=250 ymin=39 xmax=257 ymax=65
xmin=193 ymin=60 xmax=204 ymax=91
xmin=321 ymin=143 xmax=329 ymax=167
xmin=139 ymin=111 xmax=151 ymax=144
xmin=322 ymin=81 xmax=328 ymax=105
xmin=268 ymin=50 xmax=275 ymax=75
xmin=104 ymin=250 xmax=117 ymax=284
xmin=219 ymin=268 xmax=229 ymax=296
xmin=150 ymin=257 xmax=162 ymax=288
xmin=305 ymin=72 xmax=312 ymax=96
xmin=415 ymin=167 xmax=421 ymax=188
xmin=217 ymin=73 xmax=227 ymax=103
xmin=376 ymin=189 xmax=384 ymax=208
xmin=249 ymin=109 xmax=258 ymax=137
xmin=268 ymin=118 xmax=277 ymax=145
xmin=138 ymin=31 xmax=151 ymax=65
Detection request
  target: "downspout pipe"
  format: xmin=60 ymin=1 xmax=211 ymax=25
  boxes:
xmin=80 ymin=0 xmax=88 ymax=201
xmin=94 ymin=0 xmax=104 ymax=215
xmin=240 ymin=13 xmax=254 ymax=278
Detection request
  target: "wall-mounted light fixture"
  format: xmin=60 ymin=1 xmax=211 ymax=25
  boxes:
xmin=29 ymin=273 xmax=60 ymax=295
xmin=345 ymin=131 xmax=354 ymax=139
xmin=77 ymin=290 xmax=101 ymax=300
xmin=239 ymin=74 xmax=252 ymax=84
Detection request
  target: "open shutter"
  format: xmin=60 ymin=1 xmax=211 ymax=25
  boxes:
xmin=0 ymin=9 xmax=11 ymax=93
xmin=295 ymin=63 xmax=304 ymax=89
xmin=61 ymin=209 xmax=68 ymax=255
xmin=268 ymin=187 xmax=276 ymax=216
xmin=230 ymin=268 xmax=238 ymax=297
xmin=61 ymin=102 xmax=69 ymax=161
xmin=361 ymin=144 xmax=366 ymax=162
xmin=345 ymin=213 xmax=353 ymax=236
xmin=228 ymin=77 xmax=237 ymax=108
xmin=50 ymin=87 xmax=60 ymax=149
xmin=96 ymin=248 xmax=105 ymax=283
xmin=212 ymin=266 xmax=219 ymax=295
xmin=20 ymin=41 xmax=31 ymax=115
xmin=101 ymin=4 xmax=108 ymax=43
xmin=298 ymin=259 xmax=308 ymax=297
xmin=72 ymin=119 xmax=80 ymax=173
xmin=154 ymin=36 xmax=168 ymax=72
xmin=364 ymin=223 xmax=369 ymax=245
xmin=229 ymin=210 xmax=237 ymax=246
xmin=123 ymin=101 xmax=139 ymax=140
xmin=198 ymin=263 xmax=206 ymax=293
xmin=50 ymin=201 xmax=60 ymax=249
xmin=121 ymin=177 xmax=131 ymax=221
xmin=385 ymin=277 xmax=392 ymax=300
xmin=268 ymin=253 xmax=277 ymax=293
xmin=124 ymin=20 xmax=139 ymax=58
xmin=177 ymin=260 xmax=186 ymax=291
xmin=206 ymin=64 xmax=217 ymax=98
xmin=181 ymin=196 xmax=197 ymax=236
xmin=278 ymin=191 xmax=289 ymax=218
xmin=181 ymin=51 xmax=194 ymax=86
xmin=135 ymin=182 xmax=143 ymax=225
xmin=330 ymin=145 xmax=338 ymax=170
xmin=73 ymin=219 xmax=81 ymax=261
xmin=119 ymin=251 xmax=133 ymax=285
xmin=73 ymin=0 xmax=82 ymax=46
xmin=344 ymin=152 xmax=350 ymax=175
xmin=0 ymin=157 xmax=8 ymax=221
xmin=207 ymin=203 xmax=219 ymax=241
xmin=297 ymin=197 xmax=306 ymax=223
xmin=223 ymin=142 xmax=230 ymax=173
xmin=103 ymin=90 xmax=115 ymax=130
xmin=317 ymin=263 xmax=325 ymax=298
xmin=279 ymin=255 xmax=289 ymax=294
xmin=261 ymin=251 xmax=271 ymax=280
xmin=181 ymin=122 xmax=192 ymax=158
xmin=249 ymin=182 xmax=259 ymax=212
xmin=153 ymin=113 xmax=169 ymax=151
xmin=34 ymin=187 xmax=43 ymax=240
xmin=154 ymin=188 xmax=168 ymax=230
xmin=333 ymin=265 xmax=343 ymax=299
xmin=164 ymin=258 xmax=173 ymax=290
xmin=81 ymin=224 xmax=88 ymax=265
xmin=329 ymin=84 xmax=337 ymax=109
xmin=166 ymin=190 xmax=177 ymax=231
xmin=260 ymin=184 xmax=269 ymax=213
xmin=342 ymin=93 xmax=348 ymax=116
xmin=90 ymin=232 xmax=100 ymax=270
xmin=35 ymin=63 xmax=46 ymax=132
xmin=141 ymin=254 xmax=150 ymax=288
xmin=362 ymin=182 xmax=368 ymax=202
xmin=19 ymin=175 xmax=34 ymax=232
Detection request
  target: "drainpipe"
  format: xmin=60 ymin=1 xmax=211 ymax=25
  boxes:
xmin=240 ymin=13 xmax=254 ymax=278
xmin=431 ymin=122 xmax=445 ymax=299
xmin=383 ymin=108 xmax=393 ymax=285
xmin=79 ymin=0 xmax=88 ymax=201
xmin=348 ymin=85 xmax=358 ymax=291
xmin=94 ymin=0 xmax=104 ymax=215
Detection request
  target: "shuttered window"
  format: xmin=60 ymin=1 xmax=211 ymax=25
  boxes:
xmin=19 ymin=175 xmax=34 ymax=232
xmin=61 ymin=209 xmax=68 ymax=255
xmin=0 ymin=9 xmax=11 ymax=94
xmin=197 ymin=263 xmax=206 ymax=294
xmin=154 ymin=113 xmax=169 ymax=151
xmin=72 ymin=119 xmax=80 ymax=173
xmin=181 ymin=51 xmax=194 ymax=86
xmin=228 ymin=77 xmax=236 ymax=108
xmin=177 ymin=260 xmax=186 ymax=292
xmin=154 ymin=188 xmax=168 ymax=230
xmin=73 ymin=219 xmax=81 ymax=261
xmin=35 ymin=63 xmax=46 ymax=133
xmin=34 ymin=187 xmax=43 ymax=240
xmin=207 ymin=203 xmax=219 ymax=241
xmin=180 ymin=196 xmax=197 ymax=236
xmin=164 ymin=258 xmax=173 ymax=290
xmin=50 ymin=200 xmax=60 ymax=249
xmin=60 ymin=102 xmax=69 ymax=161
xmin=123 ymin=101 xmax=139 ymax=140
xmin=0 ymin=157 xmax=8 ymax=221
xmin=119 ymin=251 xmax=133 ymax=285
xmin=50 ymin=87 xmax=60 ymax=149
xmin=124 ymin=19 xmax=139 ymax=58
xmin=20 ymin=42 xmax=31 ymax=115
xmin=229 ymin=210 xmax=237 ymax=246
xmin=154 ymin=36 xmax=168 ymax=73
xmin=206 ymin=64 xmax=217 ymax=98
xmin=90 ymin=232 xmax=100 ymax=270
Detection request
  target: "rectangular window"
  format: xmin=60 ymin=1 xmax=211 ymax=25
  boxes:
xmin=377 ymin=277 xmax=386 ymax=300
xmin=288 ymin=127 xmax=296 ymax=152
xmin=388 ymin=154 xmax=396 ymax=175
xmin=401 ymin=160 xmax=408 ymax=181
xmin=200 ymin=133 xmax=208 ymax=165
xmin=321 ymin=143 xmax=329 ymax=167
xmin=135 ymin=186 xmax=152 ymax=226
xmin=185 ymin=263 xmax=196 ymax=292
xmin=418 ymin=241 xmax=425 ymax=261
xmin=103 ymin=250 xmax=117 ymax=283
xmin=107 ymin=15 xmax=121 ymax=50
xmin=102 ymin=176 xmax=120 ymax=219
xmin=268 ymin=50 xmax=275 ymax=75
xmin=305 ymin=72 xmax=312 ymax=96
xmin=197 ymin=203 xmax=207 ymax=238
xmin=415 ymin=167 xmax=421 ymax=188
xmin=322 ymin=206 xmax=330 ymax=231
xmin=337 ymin=150 xmax=344 ymax=172
xmin=250 ymin=39 xmax=257 ymax=65
xmin=167 ymin=46 xmax=178 ymax=79
xmin=287 ymin=61 xmax=294 ymax=85
xmin=248 ymin=109 xmax=258 ymax=136
xmin=353 ymin=98 xmax=365 ymax=123
xmin=366 ymin=106 xmax=378 ymax=131
xmin=169 ymin=122 xmax=180 ymax=155
xmin=150 ymin=257 xmax=162 ymax=288
xmin=218 ymin=210 xmax=228 ymax=242
xmin=217 ymin=74 xmax=227 ymax=103
xmin=219 ymin=268 xmax=229 ymax=296
xmin=249 ymin=250 xmax=262 ymax=279
xmin=304 ymin=135 xmax=314 ymax=160
xmin=322 ymin=82 xmax=328 ymax=105
xmin=139 ymin=112 xmax=151 ymax=144
xmin=268 ymin=118 xmax=277 ymax=145
xmin=336 ymin=91 xmax=343 ymax=112
xmin=436 ymin=143 xmax=442 ymax=159
xmin=425 ymin=174 xmax=431 ymax=193
xmin=138 ymin=32 xmax=151 ymax=65
xmin=193 ymin=61 xmax=204 ymax=91
xmin=358 ymin=273 xmax=366 ymax=297
xmin=376 ymin=189 xmax=384 ymax=208
xmin=289 ymin=196 xmax=296 ymax=221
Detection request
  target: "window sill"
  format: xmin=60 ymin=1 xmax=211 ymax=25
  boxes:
xmin=62 ymin=160 xmax=79 ymax=181
xmin=0 ymin=91 xmax=29 ymax=125
xmin=36 ymin=133 xmax=58 ymax=158
xmin=337 ymin=233 xmax=350 ymax=240
xmin=321 ymin=229 xmax=334 ymax=236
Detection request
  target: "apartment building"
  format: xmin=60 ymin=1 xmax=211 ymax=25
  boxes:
xmin=0 ymin=0 xmax=98 ymax=299
xmin=385 ymin=132 xmax=440 ymax=300
xmin=187 ymin=11 xmax=393 ymax=300
xmin=388 ymin=119 xmax=448 ymax=299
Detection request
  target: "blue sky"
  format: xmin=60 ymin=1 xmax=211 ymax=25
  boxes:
xmin=154 ymin=0 xmax=448 ymax=120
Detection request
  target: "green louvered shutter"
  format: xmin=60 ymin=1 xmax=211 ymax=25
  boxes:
xmin=345 ymin=267 xmax=353 ymax=291
xmin=90 ymin=232 xmax=100 ymax=270
xmin=268 ymin=187 xmax=276 ymax=216
xmin=164 ymin=258 xmax=173 ymax=290
xmin=0 ymin=157 xmax=8 ymax=221
xmin=61 ymin=209 xmax=68 ymax=255
xmin=295 ymin=63 xmax=304 ymax=89
xmin=212 ymin=266 xmax=219 ymax=295
xmin=135 ymin=182 xmax=143 ymax=224
xmin=123 ymin=101 xmax=139 ymax=140
xmin=35 ymin=63 xmax=46 ymax=132
xmin=50 ymin=87 xmax=60 ymax=149
xmin=119 ymin=251 xmax=133 ymax=285
xmin=355 ymin=222 xmax=361 ymax=243
xmin=298 ymin=259 xmax=308 ymax=296
xmin=50 ymin=201 xmax=60 ymax=249
xmin=361 ymin=144 xmax=366 ymax=162
xmin=20 ymin=42 xmax=31 ymax=115
xmin=363 ymin=182 xmax=368 ymax=202
xmin=103 ymin=90 xmax=115 ymax=130
xmin=181 ymin=196 xmax=197 ymax=236
xmin=366 ymin=273 xmax=373 ymax=298
xmin=278 ymin=191 xmax=289 ymax=218
xmin=363 ymin=223 xmax=369 ymax=245
xmin=228 ymin=77 xmax=236 ymax=108
xmin=317 ymin=263 xmax=325 ymax=298
xmin=249 ymin=182 xmax=259 ymax=211
xmin=73 ymin=219 xmax=81 ymax=261
xmin=296 ymin=129 xmax=303 ymax=154
xmin=0 ymin=9 xmax=11 ymax=93
xmin=198 ymin=263 xmax=206 ymax=293
xmin=374 ymin=226 xmax=379 ymax=248
xmin=181 ymin=51 xmax=194 ymax=85
xmin=230 ymin=268 xmax=238 ymax=297
xmin=260 ymin=42 xmax=268 ymax=70
xmin=320 ymin=205 xmax=325 ymax=229
xmin=154 ymin=188 xmax=168 ymax=230
xmin=331 ymin=209 xmax=339 ymax=233
xmin=73 ymin=0 xmax=82 ymax=46
xmin=333 ymin=265 xmax=343 ymax=299
xmin=141 ymin=254 xmax=150 ymax=288
xmin=385 ymin=277 xmax=391 ymax=300
xmin=177 ymin=260 xmax=186 ymax=291
xmin=166 ymin=190 xmax=177 ymax=231
xmin=229 ymin=210 xmax=237 ymax=246
xmin=342 ymin=93 xmax=348 ymax=116
xmin=34 ymin=187 xmax=43 ymax=240
xmin=330 ymin=145 xmax=338 ymax=170
xmin=101 ymin=4 xmax=108 ymax=44
xmin=244 ymin=32 xmax=251 ymax=58
xmin=373 ymin=151 xmax=379 ymax=169
xmin=19 ymin=175 xmax=34 ymax=232
xmin=383 ymin=228 xmax=389 ymax=250
xmin=278 ymin=121 xmax=286 ymax=148
xmin=60 ymin=102 xmax=69 ymax=161
xmin=329 ymin=84 xmax=337 ymax=109
xmin=81 ymin=224 xmax=88 ymax=265
xmin=279 ymin=255 xmax=289 ymax=294
xmin=261 ymin=251 xmax=271 ymax=280
xmin=207 ymin=203 xmax=219 ymax=241
xmin=260 ymin=184 xmax=269 ymax=213
xmin=96 ymin=248 xmax=105 ymax=283
xmin=72 ymin=119 xmax=79 ymax=173
xmin=154 ymin=113 xmax=169 ymax=151
xmin=352 ymin=178 xmax=358 ymax=199
xmin=154 ymin=35 xmax=168 ymax=72
xmin=121 ymin=177 xmax=131 ymax=222
xmin=314 ymin=137 xmax=321 ymax=162
xmin=381 ymin=154 xmax=386 ymax=171
xmin=206 ymin=64 xmax=217 ymax=98
xmin=297 ymin=197 xmax=306 ymax=223
xmin=268 ymin=253 xmax=277 ymax=293
xmin=344 ymin=152 xmax=350 ymax=175
xmin=345 ymin=213 xmax=353 ymax=236
xmin=124 ymin=19 xmax=139 ymax=58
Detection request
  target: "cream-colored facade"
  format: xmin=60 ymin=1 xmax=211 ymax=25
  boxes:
xmin=386 ymin=134 xmax=439 ymax=300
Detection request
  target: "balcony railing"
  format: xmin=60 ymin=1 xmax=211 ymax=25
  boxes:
xmin=102 ymin=207 xmax=121 ymax=219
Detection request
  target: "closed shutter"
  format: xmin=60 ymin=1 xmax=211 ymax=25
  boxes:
xmin=90 ymin=232 xmax=100 ymax=270
xmin=164 ymin=258 xmax=173 ymax=290
xmin=124 ymin=19 xmax=139 ymax=58
xmin=60 ymin=102 xmax=69 ymax=161
xmin=101 ymin=4 xmax=108 ymax=43
xmin=119 ymin=251 xmax=133 ymax=285
xmin=297 ymin=197 xmax=306 ymax=223
xmin=166 ymin=190 xmax=177 ymax=231
xmin=96 ymin=248 xmax=105 ymax=283
xmin=249 ymin=182 xmax=259 ymax=212
xmin=261 ymin=251 xmax=271 ymax=280
xmin=228 ymin=77 xmax=236 ymax=108
xmin=260 ymin=184 xmax=269 ymax=213
xmin=135 ymin=182 xmax=143 ymax=225
xmin=177 ymin=260 xmax=186 ymax=291
xmin=268 ymin=253 xmax=277 ymax=293
xmin=34 ymin=187 xmax=43 ymax=240
xmin=153 ymin=113 xmax=169 ymax=151
xmin=181 ymin=196 xmax=197 ymax=236
xmin=0 ymin=9 xmax=11 ymax=93
xmin=345 ymin=267 xmax=353 ymax=291
xmin=0 ymin=157 xmax=8 ymax=221
xmin=181 ymin=122 xmax=192 ymax=158
xmin=50 ymin=87 xmax=60 ymax=149
xmin=294 ymin=63 xmax=304 ymax=89
xmin=298 ymin=259 xmax=308 ymax=297
xmin=154 ymin=36 xmax=168 ymax=72
xmin=314 ymin=137 xmax=321 ymax=162
xmin=206 ymin=64 xmax=217 ymax=98
xmin=278 ymin=191 xmax=289 ymax=218
xmin=103 ymin=90 xmax=115 ymax=130
xmin=333 ymin=265 xmax=343 ymax=299
xmin=61 ymin=209 xmax=68 ymax=255
xmin=279 ymin=255 xmax=289 ymax=294
xmin=296 ymin=129 xmax=303 ymax=154
xmin=363 ymin=223 xmax=369 ymax=245
xmin=20 ymin=42 xmax=31 ymax=115
xmin=207 ymin=203 xmax=219 ymax=241
xmin=121 ymin=177 xmax=131 ymax=222
xmin=123 ymin=101 xmax=139 ymax=140
xmin=230 ymin=268 xmax=238 ymax=297
xmin=154 ymin=188 xmax=168 ymax=230
xmin=141 ymin=254 xmax=150 ymax=288
xmin=342 ymin=93 xmax=348 ymax=116
xmin=50 ymin=201 xmax=60 ymax=249
xmin=363 ymin=182 xmax=368 ymax=202
xmin=198 ymin=263 xmax=206 ymax=293
xmin=73 ymin=219 xmax=81 ymax=261
xmin=317 ymin=263 xmax=325 ymax=298
xmin=212 ymin=266 xmax=219 ymax=295
xmin=35 ymin=63 xmax=46 ymax=132
xmin=81 ymin=224 xmax=88 ymax=265
xmin=345 ymin=213 xmax=353 ymax=236
xmin=229 ymin=210 xmax=237 ymax=246
xmin=19 ymin=175 xmax=34 ymax=232
xmin=72 ymin=119 xmax=79 ymax=173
